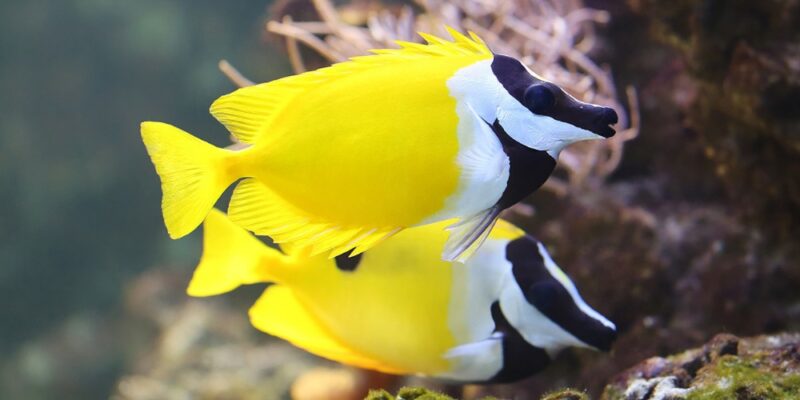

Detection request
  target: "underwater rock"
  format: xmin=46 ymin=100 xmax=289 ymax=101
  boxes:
xmin=364 ymin=386 xmax=588 ymax=400
xmin=540 ymin=389 xmax=590 ymax=400
xmin=501 ymin=1 xmax=800 ymax=396
xmin=601 ymin=333 xmax=800 ymax=399
xmin=365 ymin=387 xmax=458 ymax=400
xmin=633 ymin=0 xmax=800 ymax=240
xmin=364 ymin=386 xmax=501 ymax=400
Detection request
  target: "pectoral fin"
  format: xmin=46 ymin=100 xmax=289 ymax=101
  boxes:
xmin=440 ymin=334 xmax=504 ymax=382
xmin=442 ymin=206 xmax=501 ymax=263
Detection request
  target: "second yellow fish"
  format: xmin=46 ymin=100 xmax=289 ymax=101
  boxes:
xmin=141 ymin=28 xmax=618 ymax=261
xmin=190 ymin=210 xmax=616 ymax=382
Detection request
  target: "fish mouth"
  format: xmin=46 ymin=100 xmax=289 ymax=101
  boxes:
xmin=594 ymin=107 xmax=618 ymax=138
xmin=592 ymin=328 xmax=617 ymax=352
xmin=597 ymin=124 xmax=616 ymax=138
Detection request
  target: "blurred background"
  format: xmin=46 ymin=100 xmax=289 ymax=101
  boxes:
xmin=0 ymin=0 xmax=290 ymax=398
xmin=1 ymin=0 xmax=798 ymax=399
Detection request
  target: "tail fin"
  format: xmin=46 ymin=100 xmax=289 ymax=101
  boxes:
xmin=187 ymin=209 xmax=290 ymax=297
xmin=141 ymin=121 xmax=236 ymax=239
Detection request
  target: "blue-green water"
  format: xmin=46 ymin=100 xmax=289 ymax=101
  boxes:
xmin=0 ymin=1 xmax=288 ymax=397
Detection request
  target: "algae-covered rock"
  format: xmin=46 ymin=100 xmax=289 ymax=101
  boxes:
xmin=363 ymin=386 xmax=587 ymax=400
xmin=365 ymin=386 xmax=587 ymax=400
xmin=634 ymin=0 xmax=800 ymax=240
xmin=365 ymin=387 xmax=458 ymax=400
xmin=601 ymin=333 xmax=800 ymax=400
xmin=540 ymin=389 xmax=590 ymax=400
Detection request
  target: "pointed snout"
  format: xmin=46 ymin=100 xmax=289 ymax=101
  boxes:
xmin=552 ymin=95 xmax=619 ymax=140
xmin=591 ymin=106 xmax=618 ymax=139
xmin=589 ymin=325 xmax=617 ymax=352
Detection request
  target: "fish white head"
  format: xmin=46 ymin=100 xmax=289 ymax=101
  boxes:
xmin=485 ymin=55 xmax=617 ymax=159
xmin=497 ymin=236 xmax=617 ymax=355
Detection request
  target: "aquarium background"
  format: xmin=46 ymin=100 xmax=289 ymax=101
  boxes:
xmin=0 ymin=0 xmax=290 ymax=398
xmin=2 ymin=0 xmax=799 ymax=399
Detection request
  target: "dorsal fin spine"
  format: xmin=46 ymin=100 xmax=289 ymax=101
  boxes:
xmin=211 ymin=29 xmax=490 ymax=146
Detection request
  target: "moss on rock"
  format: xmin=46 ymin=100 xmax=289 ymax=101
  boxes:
xmin=540 ymin=388 xmax=590 ymax=400
xmin=365 ymin=387 xmax=457 ymax=400
xmin=688 ymin=352 xmax=800 ymax=399
xmin=636 ymin=0 xmax=800 ymax=240
xmin=601 ymin=333 xmax=800 ymax=400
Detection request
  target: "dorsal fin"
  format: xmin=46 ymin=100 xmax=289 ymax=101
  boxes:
xmin=490 ymin=219 xmax=526 ymax=240
xmin=210 ymin=27 xmax=491 ymax=145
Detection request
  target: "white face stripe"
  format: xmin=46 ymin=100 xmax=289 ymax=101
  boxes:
xmin=496 ymin=94 xmax=600 ymax=157
xmin=446 ymin=59 xmax=501 ymax=122
xmin=498 ymin=270 xmax=591 ymax=355
xmin=440 ymin=235 xmax=615 ymax=381
xmin=537 ymin=243 xmax=616 ymax=330
xmin=424 ymin=60 xmax=509 ymax=224
xmin=493 ymin=57 xmax=604 ymax=157
xmin=442 ymin=237 xmax=510 ymax=381
xmin=447 ymin=238 xmax=509 ymax=344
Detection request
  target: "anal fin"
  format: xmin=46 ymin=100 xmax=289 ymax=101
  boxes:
xmin=249 ymin=286 xmax=407 ymax=374
xmin=442 ymin=206 xmax=501 ymax=263
xmin=439 ymin=333 xmax=504 ymax=381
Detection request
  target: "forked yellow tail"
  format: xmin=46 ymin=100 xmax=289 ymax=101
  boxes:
xmin=187 ymin=209 xmax=291 ymax=296
xmin=141 ymin=122 xmax=236 ymax=239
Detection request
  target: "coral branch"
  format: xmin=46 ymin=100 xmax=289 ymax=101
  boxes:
xmin=218 ymin=60 xmax=254 ymax=88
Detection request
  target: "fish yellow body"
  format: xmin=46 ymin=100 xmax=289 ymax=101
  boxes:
xmin=239 ymin=52 xmax=469 ymax=228
xmin=142 ymin=28 xmax=618 ymax=260
xmin=190 ymin=210 xmax=616 ymax=382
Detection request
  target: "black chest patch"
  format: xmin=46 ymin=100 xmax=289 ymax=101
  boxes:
xmin=488 ymin=120 xmax=556 ymax=209
xmin=486 ymin=301 xmax=551 ymax=383
xmin=334 ymin=252 xmax=363 ymax=272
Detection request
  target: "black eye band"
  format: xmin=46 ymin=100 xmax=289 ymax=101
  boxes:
xmin=491 ymin=54 xmax=617 ymax=138
xmin=528 ymin=280 xmax=559 ymax=312
xmin=523 ymin=84 xmax=556 ymax=113
xmin=505 ymin=236 xmax=616 ymax=351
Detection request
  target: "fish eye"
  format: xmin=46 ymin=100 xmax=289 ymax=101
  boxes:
xmin=523 ymin=84 xmax=556 ymax=113
xmin=527 ymin=280 xmax=560 ymax=312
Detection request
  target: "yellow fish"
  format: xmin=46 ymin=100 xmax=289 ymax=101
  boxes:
xmin=142 ymin=28 xmax=618 ymax=261
xmin=189 ymin=210 xmax=616 ymax=383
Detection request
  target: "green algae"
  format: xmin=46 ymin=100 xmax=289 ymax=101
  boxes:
xmin=364 ymin=386 xmax=586 ymax=400
xmin=638 ymin=0 xmax=800 ymax=241
xmin=601 ymin=334 xmax=800 ymax=400
xmin=540 ymin=388 xmax=589 ymax=400
xmin=688 ymin=355 xmax=800 ymax=400
xmin=365 ymin=387 xmax=456 ymax=400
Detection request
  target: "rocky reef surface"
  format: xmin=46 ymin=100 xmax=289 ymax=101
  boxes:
xmin=378 ymin=333 xmax=800 ymax=400
xmin=602 ymin=333 xmax=800 ymax=400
